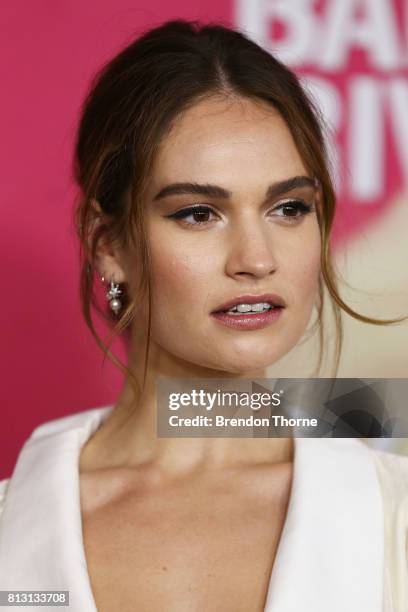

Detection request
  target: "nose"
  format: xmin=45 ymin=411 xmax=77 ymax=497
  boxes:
xmin=224 ymin=217 xmax=278 ymax=280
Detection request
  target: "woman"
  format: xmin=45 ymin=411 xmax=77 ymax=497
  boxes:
xmin=0 ymin=19 xmax=407 ymax=612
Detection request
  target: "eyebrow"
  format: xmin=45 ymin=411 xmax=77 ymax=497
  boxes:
xmin=153 ymin=175 xmax=317 ymax=203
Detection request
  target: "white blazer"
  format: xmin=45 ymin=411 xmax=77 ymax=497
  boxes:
xmin=0 ymin=406 xmax=407 ymax=611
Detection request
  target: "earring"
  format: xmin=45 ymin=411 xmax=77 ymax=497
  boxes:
xmin=101 ymin=275 xmax=123 ymax=315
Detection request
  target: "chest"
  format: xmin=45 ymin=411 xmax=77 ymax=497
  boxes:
xmin=80 ymin=466 xmax=292 ymax=612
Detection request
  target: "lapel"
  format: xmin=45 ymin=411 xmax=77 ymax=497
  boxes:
xmin=0 ymin=406 xmax=113 ymax=611
xmin=0 ymin=408 xmax=384 ymax=612
xmin=263 ymin=436 xmax=384 ymax=611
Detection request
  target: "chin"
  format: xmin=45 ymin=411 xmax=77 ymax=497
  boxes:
xmin=218 ymin=340 xmax=290 ymax=372
xmin=203 ymin=350 xmax=285 ymax=376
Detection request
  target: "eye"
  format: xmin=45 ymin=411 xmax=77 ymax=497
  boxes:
xmin=165 ymin=204 xmax=218 ymax=226
xmin=270 ymin=199 xmax=315 ymax=222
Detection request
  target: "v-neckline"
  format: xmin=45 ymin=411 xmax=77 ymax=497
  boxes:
xmin=0 ymin=407 xmax=384 ymax=611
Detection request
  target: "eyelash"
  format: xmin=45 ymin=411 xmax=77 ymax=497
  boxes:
xmin=166 ymin=200 xmax=315 ymax=227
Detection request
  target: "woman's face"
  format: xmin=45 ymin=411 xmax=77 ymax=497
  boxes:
xmin=127 ymin=95 xmax=322 ymax=374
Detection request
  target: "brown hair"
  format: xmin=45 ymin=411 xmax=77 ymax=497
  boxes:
xmin=73 ymin=18 xmax=406 ymax=397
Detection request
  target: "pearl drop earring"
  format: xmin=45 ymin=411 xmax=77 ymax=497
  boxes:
xmin=101 ymin=275 xmax=123 ymax=315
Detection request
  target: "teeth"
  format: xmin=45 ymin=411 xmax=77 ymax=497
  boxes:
xmin=249 ymin=303 xmax=268 ymax=312
xmin=236 ymin=303 xmax=252 ymax=313
xmin=226 ymin=302 xmax=274 ymax=314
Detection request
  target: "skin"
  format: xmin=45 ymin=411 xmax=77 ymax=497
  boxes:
xmin=80 ymin=94 xmax=322 ymax=473
xmin=142 ymin=104 xmax=319 ymax=369
xmin=78 ymin=94 xmax=322 ymax=610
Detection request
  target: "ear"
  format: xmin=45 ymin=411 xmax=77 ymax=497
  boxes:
xmin=90 ymin=200 xmax=127 ymax=284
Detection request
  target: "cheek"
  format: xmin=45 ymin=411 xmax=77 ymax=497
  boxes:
xmin=148 ymin=234 xmax=217 ymax=317
xmin=297 ymin=256 xmax=320 ymax=296
xmin=276 ymin=221 xmax=321 ymax=312
xmin=289 ymin=243 xmax=321 ymax=312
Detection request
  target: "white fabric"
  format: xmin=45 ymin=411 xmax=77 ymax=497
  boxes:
xmin=370 ymin=448 xmax=408 ymax=611
xmin=0 ymin=406 xmax=406 ymax=611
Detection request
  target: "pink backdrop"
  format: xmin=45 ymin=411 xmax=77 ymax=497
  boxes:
xmin=1 ymin=0 xmax=407 ymax=478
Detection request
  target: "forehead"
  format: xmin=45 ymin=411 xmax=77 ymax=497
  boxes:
xmin=149 ymin=95 xmax=308 ymax=192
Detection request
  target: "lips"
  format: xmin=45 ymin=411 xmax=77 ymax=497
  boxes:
xmin=212 ymin=293 xmax=286 ymax=313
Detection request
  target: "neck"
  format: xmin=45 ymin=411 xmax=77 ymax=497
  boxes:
xmin=80 ymin=341 xmax=294 ymax=476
